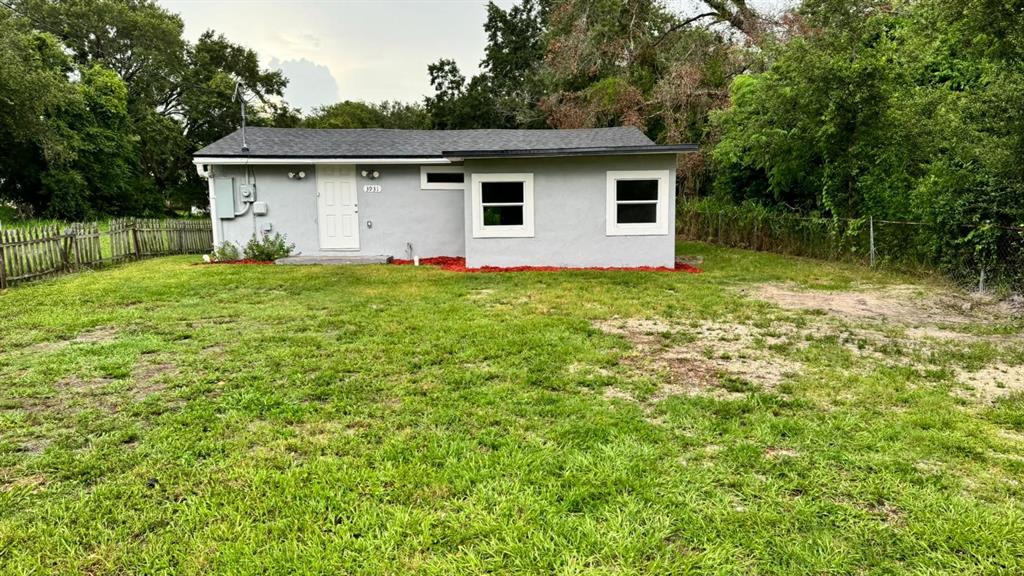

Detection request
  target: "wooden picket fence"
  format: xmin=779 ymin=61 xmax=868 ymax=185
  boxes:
xmin=0 ymin=219 xmax=212 ymax=289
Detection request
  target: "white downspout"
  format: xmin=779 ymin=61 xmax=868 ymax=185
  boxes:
xmin=196 ymin=163 xmax=221 ymax=247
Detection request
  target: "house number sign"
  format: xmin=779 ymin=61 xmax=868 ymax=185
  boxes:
xmin=363 ymin=184 xmax=382 ymax=193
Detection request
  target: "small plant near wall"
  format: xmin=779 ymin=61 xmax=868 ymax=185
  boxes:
xmin=243 ymin=232 xmax=295 ymax=262
xmin=209 ymin=241 xmax=241 ymax=262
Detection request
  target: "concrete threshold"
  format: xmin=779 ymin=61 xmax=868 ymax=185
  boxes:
xmin=275 ymin=255 xmax=393 ymax=265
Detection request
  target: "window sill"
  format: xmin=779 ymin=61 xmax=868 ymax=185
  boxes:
xmin=606 ymin=226 xmax=669 ymax=236
xmin=473 ymin=226 xmax=535 ymax=239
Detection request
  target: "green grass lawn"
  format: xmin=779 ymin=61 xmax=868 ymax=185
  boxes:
xmin=1 ymin=242 xmax=1022 ymax=574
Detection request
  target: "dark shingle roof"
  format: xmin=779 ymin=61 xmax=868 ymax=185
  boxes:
xmin=193 ymin=127 xmax=694 ymax=158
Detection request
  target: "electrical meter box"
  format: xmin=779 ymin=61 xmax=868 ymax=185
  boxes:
xmin=252 ymin=201 xmax=268 ymax=216
xmin=239 ymin=183 xmax=256 ymax=201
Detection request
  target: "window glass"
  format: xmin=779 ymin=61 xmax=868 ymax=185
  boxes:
xmin=426 ymin=172 xmax=465 ymax=184
xmin=616 ymin=179 xmax=659 ymax=201
xmin=481 ymin=181 xmax=524 ymax=204
xmin=606 ymin=170 xmax=668 ymax=235
xmin=617 ymin=203 xmax=658 ymax=224
xmin=473 ymin=173 xmax=533 ymax=238
xmin=483 ymin=205 xmax=524 ymax=226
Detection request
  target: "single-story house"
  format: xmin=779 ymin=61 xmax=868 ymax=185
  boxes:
xmin=192 ymin=127 xmax=696 ymax=268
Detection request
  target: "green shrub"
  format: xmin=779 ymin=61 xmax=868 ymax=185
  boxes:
xmin=210 ymin=241 xmax=241 ymax=262
xmin=0 ymin=204 xmax=18 ymax=223
xmin=243 ymin=232 xmax=295 ymax=261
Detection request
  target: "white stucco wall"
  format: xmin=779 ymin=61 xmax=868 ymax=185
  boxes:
xmin=208 ymin=164 xmax=464 ymax=259
xmin=206 ymin=153 xmax=678 ymax=267
xmin=463 ymin=155 xmax=678 ymax=268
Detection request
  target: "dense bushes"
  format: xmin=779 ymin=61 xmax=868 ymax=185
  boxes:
xmin=208 ymin=233 xmax=294 ymax=263
xmin=242 ymin=233 xmax=295 ymax=262
xmin=678 ymin=199 xmax=1024 ymax=289
xmin=710 ymin=0 xmax=1024 ymax=288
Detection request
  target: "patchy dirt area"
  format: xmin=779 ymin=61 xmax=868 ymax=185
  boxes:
xmin=131 ymin=360 xmax=179 ymax=401
xmin=596 ymin=318 xmax=801 ymax=402
xmin=955 ymin=364 xmax=1024 ymax=404
xmin=12 ymin=359 xmax=179 ymax=422
xmin=73 ymin=326 xmax=120 ymax=344
xmin=596 ymin=282 xmax=1023 ymax=406
xmin=24 ymin=326 xmax=120 ymax=353
xmin=745 ymin=282 xmax=1024 ymax=401
xmin=747 ymin=283 xmax=1020 ymax=326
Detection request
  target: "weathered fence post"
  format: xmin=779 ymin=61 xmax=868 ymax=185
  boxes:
xmin=59 ymin=227 xmax=71 ymax=271
xmin=0 ymin=223 xmax=7 ymax=290
xmin=869 ymin=216 xmax=876 ymax=268
xmin=132 ymin=219 xmax=142 ymax=259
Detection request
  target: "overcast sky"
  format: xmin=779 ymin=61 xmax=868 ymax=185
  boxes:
xmin=159 ymin=0 xmax=791 ymax=115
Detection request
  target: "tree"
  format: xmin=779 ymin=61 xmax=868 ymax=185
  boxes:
xmin=481 ymin=0 xmax=548 ymax=127
xmin=10 ymin=0 xmax=294 ymax=214
xmin=424 ymin=59 xmax=504 ymax=129
xmin=710 ymin=0 xmax=1024 ymax=282
xmin=303 ymin=101 xmax=430 ymax=129
xmin=0 ymin=10 xmax=76 ymax=215
xmin=425 ymin=1 xmax=548 ymax=129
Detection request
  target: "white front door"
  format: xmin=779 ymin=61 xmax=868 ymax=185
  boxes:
xmin=317 ymin=165 xmax=359 ymax=250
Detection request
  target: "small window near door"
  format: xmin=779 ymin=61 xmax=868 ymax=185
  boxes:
xmin=420 ymin=166 xmax=465 ymax=190
xmin=606 ymin=170 xmax=671 ymax=236
xmin=472 ymin=173 xmax=534 ymax=238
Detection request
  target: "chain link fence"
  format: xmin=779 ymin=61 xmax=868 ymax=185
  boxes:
xmin=677 ymin=201 xmax=1024 ymax=292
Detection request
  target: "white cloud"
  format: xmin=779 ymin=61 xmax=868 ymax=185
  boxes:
xmin=267 ymin=57 xmax=340 ymax=113
xmin=274 ymin=31 xmax=322 ymax=52
xmin=159 ymin=0 xmax=512 ymax=106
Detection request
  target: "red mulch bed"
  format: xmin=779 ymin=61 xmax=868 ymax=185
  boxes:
xmin=391 ymin=256 xmax=701 ymax=274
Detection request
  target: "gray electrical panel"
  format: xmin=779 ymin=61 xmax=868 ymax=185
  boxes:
xmin=214 ymin=177 xmax=235 ymax=220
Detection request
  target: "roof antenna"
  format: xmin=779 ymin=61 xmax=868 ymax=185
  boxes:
xmin=233 ymin=81 xmax=249 ymax=153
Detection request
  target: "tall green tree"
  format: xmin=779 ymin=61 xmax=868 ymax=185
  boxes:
xmin=711 ymin=0 xmax=1024 ymax=281
xmin=426 ymin=0 xmax=761 ymax=194
xmin=425 ymin=0 xmax=548 ymax=129
xmin=303 ymin=101 xmax=430 ymax=130
xmin=44 ymin=65 xmax=154 ymax=219
xmin=0 ymin=11 xmax=75 ymax=214
xmin=6 ymin=0 xmax=294 ymax=214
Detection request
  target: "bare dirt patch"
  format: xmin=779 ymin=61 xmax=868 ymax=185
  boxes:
xmin=596 ymin=305 xmax=1024 ymax=405
xmin=22 ymin=326 xmax=119 ymax=354
xmin=202 ymin=343 xmax=227 ymax=355
xmin=954 ymin=364 xmax=1024 ymax=404
xmin=17 ymin=360 xmax=180 ymax=416
xmin=749 ymin=283 xmax=1018 ymax=326
xmin=764 ymin=447 xmax=800 ymax=459
xmin=74 ymin=326 xmax=119 ymax=344
xmin=467 ymin=288 xmax=496 ymax=300
xmin=2 ymin=474 xmax=47 ymax=492
xmin=22 ymin=340 xmax=66 ymax=353
xmin=568 ymin=362 xmax=612 ymax=378
xmin=595 ymin=318 xmax=801 ymax=402
xmin=19 ymin=376 xmax=116 ymax=413
xmin=602 ymin=386 xmax=639 ymax=403
xmin=130 ymin=360 xmax=181 ymax=402
xmin=745 ymin=283 xmax=1024 ymax=401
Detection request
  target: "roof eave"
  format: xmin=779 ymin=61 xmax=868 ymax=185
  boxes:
xmin=192 ymin=144 xmax=698 ymax=165
xmin=191 ymin=155 xmax=453 ymax=166
xmin=442 ymin=144 xmax=698 ymax=160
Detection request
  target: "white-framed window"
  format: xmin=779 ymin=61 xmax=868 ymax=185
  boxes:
xmin=471 ymin=173 xmax=534 ymax=238
xmin=605 ymin=170 xmax=671 ymax=236
xmin=420 ymin=165 xmax=465 ymax=190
